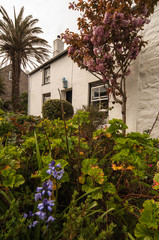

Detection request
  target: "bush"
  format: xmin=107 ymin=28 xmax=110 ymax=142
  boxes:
xmin=42 ymin=99 xmax=74 ymax=120
xmin=19 ymin=92 xmax=28 ymax=114
xmin=80 ymin=105 xmax=107 ymax=139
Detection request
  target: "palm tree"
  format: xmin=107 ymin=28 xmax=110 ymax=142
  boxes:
xmin=0 ymin=6 xmax=50 ymax=111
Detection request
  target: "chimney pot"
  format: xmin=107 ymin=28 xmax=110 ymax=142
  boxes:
xmin=53 ymin=36 xmax=64 ymax=57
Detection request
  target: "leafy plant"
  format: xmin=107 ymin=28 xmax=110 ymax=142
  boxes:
xmin=134 ymin=199 xmax=159 ymax=240
xmin=42 ymin=99 xmax=74 ymax=120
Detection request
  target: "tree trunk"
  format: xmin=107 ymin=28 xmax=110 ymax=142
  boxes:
xmin=121 ymin=95 xmax=127 ymax=135
xmin=11 ymin=52 xmax=21 ymax=112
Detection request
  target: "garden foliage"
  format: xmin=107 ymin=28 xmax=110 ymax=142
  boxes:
xmin=42 ymin=99 xmax=74 ymax=121
xmin=0 ymin=112 xmax=159 ymax=239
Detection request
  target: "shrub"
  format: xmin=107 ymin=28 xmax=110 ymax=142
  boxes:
xmin=19 ymin=92 xmax=28 ymax=114
xmin=42 ymin=99 xmax=74 ymax=120
xmin=80 ymin=105 xmax=107 ymax=139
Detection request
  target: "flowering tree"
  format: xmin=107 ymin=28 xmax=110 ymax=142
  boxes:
xmin=62 ymin=0 xmax=158 ymax=126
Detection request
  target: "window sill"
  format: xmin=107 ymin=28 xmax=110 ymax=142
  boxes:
xmin=42 ymin=82 xmax=50 ymax=86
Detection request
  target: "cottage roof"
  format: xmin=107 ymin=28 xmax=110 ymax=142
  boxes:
xmin=29 ymin=49 xmax=68 ymax=76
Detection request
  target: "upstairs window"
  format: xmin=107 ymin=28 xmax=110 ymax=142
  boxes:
xmin=90 ymin=84 xmax=108 ymax=111
xmin=9 ymin=71 xmax=12 ymax=81
xmin=44 ymin=67 xmax=50 ymax=84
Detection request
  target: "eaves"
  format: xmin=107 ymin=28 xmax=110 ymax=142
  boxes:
xmin=29 ymin=49 xmax=68 ymax=76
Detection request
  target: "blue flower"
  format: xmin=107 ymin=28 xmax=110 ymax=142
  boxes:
xmin=37 ymin=198 xmax=55 ymax=212
xmin=35 ymin=211 xmax=46 ymax=220
xmin=46 ymin=215 xmax=55 ymax=223
xmin=47 ymin=161 xmax=64 ymax=180
xmin=49 ymin=160 xmax=56 ymax=168
xmin=29 ymin=220 xmax=39 ymax=228
xmin=35 ymin=193 xmax=42 ymax=201
xmin=23 ymin=213 xmax=28 ymax=218
xmin=36 ymin=180 xmax=53 ymax=197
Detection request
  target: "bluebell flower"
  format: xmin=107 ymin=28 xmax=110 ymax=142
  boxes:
xmin=49 ymin=160 xmax=56 ymax=168
xmin=35 ymin=193 xmax=42 ymax=201
xmin=29 ymin=220 xmax=39 ymax=228
xmin=28 ymin=211 xmax=34 ymax=217
xmin=56 ymin=163 xmax=61 ymax=168
xmin=36 ymin=187 xmax=43 ymax=192
xmin=35 ymin=211 xmax=46 ymax=220
xmin=47 ymin=160 xmax=64 ymax=180
xmin=36 ymin=180 xmax=53 ymax=198
xmin=46 ymin=215 xmax=55 ymax=223
xmin=37 ymin=198 xmax=54 ymax=212
xmin=23 ymin=213 xmax=28 ymax=218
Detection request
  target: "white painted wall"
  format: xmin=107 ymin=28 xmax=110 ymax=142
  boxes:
xmin=136 ymin=3 xmax=159 ymax=137
xmin=28 ymin=55 xmax=97 ymax=116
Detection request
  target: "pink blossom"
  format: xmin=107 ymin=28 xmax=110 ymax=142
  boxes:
xmin=142 ymin=5 xmax=148 ymax=16
xmin=68 ymin=46 xmax=75 ymax=55
xmin=93 ymin=25 xmax=105 ymax=37
xmin=83 ymin=35 xmax=90 ymax=41
xmin=103 ymin=12 xmax=111 ymax=24
xmin=121 ymin=19 xmax=131 ymax=28
xmin=132 ymin=17 xmax=144 ymax=27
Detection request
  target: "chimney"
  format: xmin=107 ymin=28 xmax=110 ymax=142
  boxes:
xmin=53 ymin=35 xmax=64 ymax=57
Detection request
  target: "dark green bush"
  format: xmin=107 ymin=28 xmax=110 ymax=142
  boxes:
xmin=42 ymin=99 xmax=74 ymax=120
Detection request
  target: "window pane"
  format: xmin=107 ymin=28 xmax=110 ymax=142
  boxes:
xmin=91 ymin=87 xmax=99 ymax=100
xmin=44 ymin=67 xmax=50 ymax=84
xmin=100 ymin=86 xmax=107 ymax=98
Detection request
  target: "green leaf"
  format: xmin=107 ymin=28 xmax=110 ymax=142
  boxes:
xmin=59 ymin=171 xmax=69 ymax=183
xmin=42 ymin=155 xmax=52 ymax=166
xmin=154 ymin=231 xmax=159 ymax=240
xmin=3 ymin=175 xmax=16 ymax=188
xmin=34 ymin=132 xmax=42 ymax=170
xmin=56 ymin=159 xmax=68 ymax=168
xmin=14 ymin=174 xmax=25 ymax=187
xmin=134 ymin=223 xmax=152 ymax=239
xmin=153 ymin=173 xmax=159 ymax=189
xmin=103 ymin=182 xmax=116 ymax=194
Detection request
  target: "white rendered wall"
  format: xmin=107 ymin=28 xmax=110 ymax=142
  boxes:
xmin=136 ymin=3 xmax=159 ymax=137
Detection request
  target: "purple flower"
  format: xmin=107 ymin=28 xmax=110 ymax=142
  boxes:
xmin=46 ymin=215 xmax=55 ymax=223
xmin=35 ymin=211 xmax=46 ymax=220
xmin=37 ymin=198 xmax=55 ymax=212
xmin=37 ymin=187 xmax=43 ymax=192
xmin=36 ymin=180 xmax=53 ymax=197
xmin=35 ymin=193 xmax=42 ymax=201
xmin=28 ymin=211 xmax=34 ymax=217
xmin=29 ymin=221 xmax=39 ymax=228
xmin=47 ymin=161 xmax=64 ymax=180
xmin=23 ymin=213 xmax=28 ymax=218
xmin=49 ymin=160 xmax=55 ymax=168
xmin=46 ymin=169 xmax=52 ymax=175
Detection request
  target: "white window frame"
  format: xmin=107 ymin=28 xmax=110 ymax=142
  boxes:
xmin=44 ymin=67 xmax=50 ymax=84
xmin=9 ymin=71 xmax=12 ymax=81
xmin=90 ymin=85 xmax=108 ymax=111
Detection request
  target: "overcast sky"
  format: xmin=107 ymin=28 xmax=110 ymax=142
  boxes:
xmin=0 ymin=0 xmax=79 ymax=52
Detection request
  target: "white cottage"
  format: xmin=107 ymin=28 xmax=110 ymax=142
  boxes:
xmin=28 ymin=3 xmax=159 ymax=137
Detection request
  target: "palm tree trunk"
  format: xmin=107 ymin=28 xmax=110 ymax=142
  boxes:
xmin=11 ymin=52 xmax=21 ymax=111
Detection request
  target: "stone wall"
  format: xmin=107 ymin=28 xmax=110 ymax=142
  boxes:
xmin=136 ymin=3 xmax=159 ymax=137
xmin=0 ymin=64 xmax=28 ymax=102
